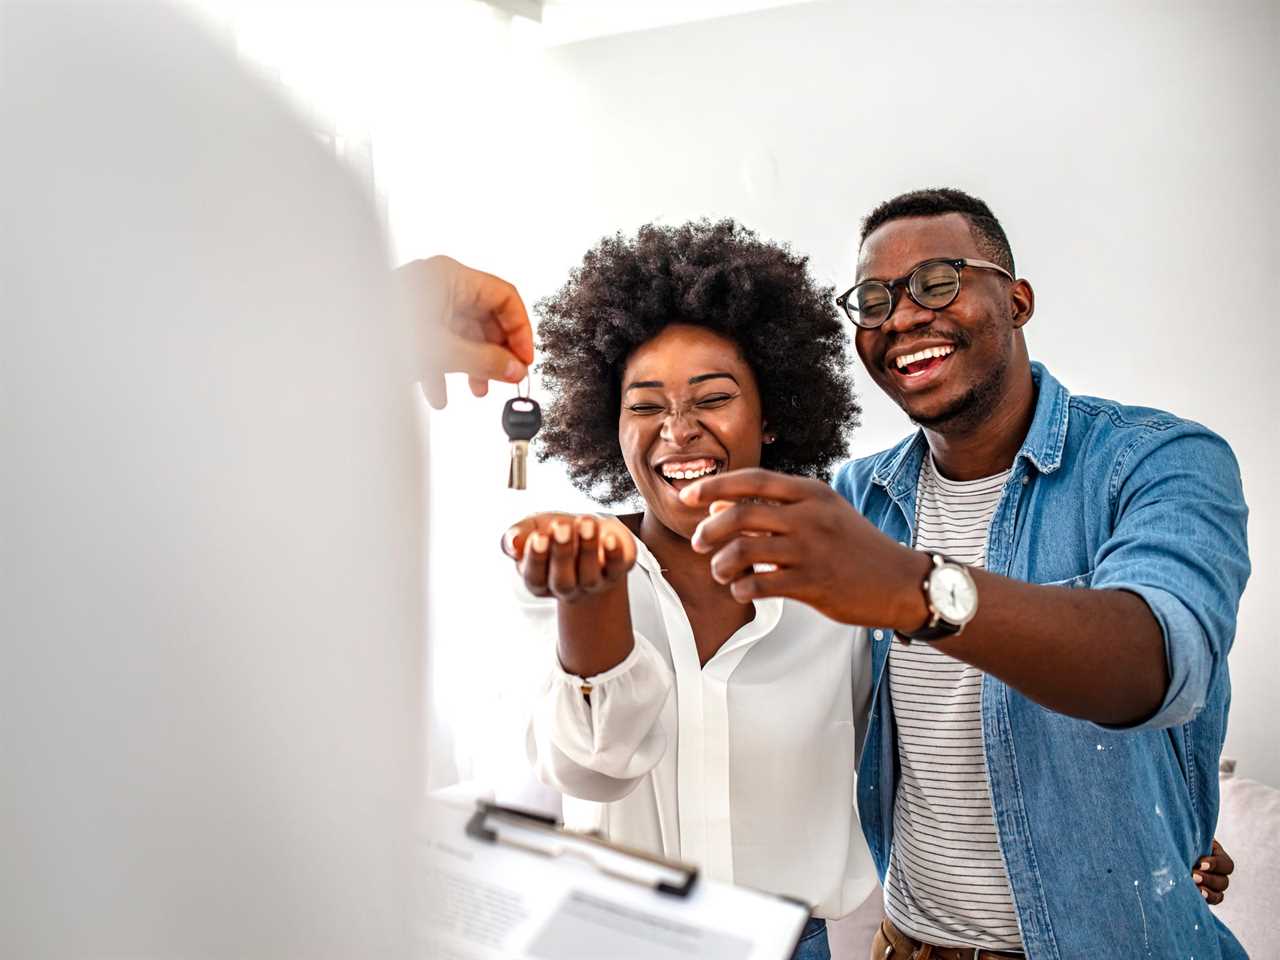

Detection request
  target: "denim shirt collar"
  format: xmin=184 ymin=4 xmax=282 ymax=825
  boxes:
xmin=870 ymin=361 xmax=1071 ymax=498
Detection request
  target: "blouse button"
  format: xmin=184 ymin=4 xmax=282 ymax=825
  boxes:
xmin=873 ymin=629 xmax=884 ymax=641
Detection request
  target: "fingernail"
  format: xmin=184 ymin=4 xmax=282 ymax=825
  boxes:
xmin=604 ymin=532 xmax=617 ymax=550
xmin=1193 ymin=872 xmax=1203 ymax=884
xmin=1200 ymin=861 xmax=1211 ymax=872
xmin=502 ymin=529 xmax=516 ymax=555
xmin=552 ymin=522 xmax=570 ymax=544
xmin=579 ymin=518 xmax=595 ymax=539
xmin=505 ymin=360 xmax=526 ymax=381
xmin=679 ymin=485 xmax=698 ymax=504
xmin=1202 ymin=887 xmax=1210 ymax=899
xmin=530 ymin=532 xmax=548 ymax=553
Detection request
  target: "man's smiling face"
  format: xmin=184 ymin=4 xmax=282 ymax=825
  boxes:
xmin=854 ymin=212 xmax=1027 ymax=432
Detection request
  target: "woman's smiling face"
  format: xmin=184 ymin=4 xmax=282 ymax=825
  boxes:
xmin=618 ymin=324 xmax=765 ymax=540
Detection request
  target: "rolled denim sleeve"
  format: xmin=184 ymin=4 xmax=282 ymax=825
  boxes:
xmin=1091 ymin=422 xmax=1250 ymax=730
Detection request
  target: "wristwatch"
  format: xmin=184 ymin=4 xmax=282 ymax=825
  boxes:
xmin=900 ymin=553 xmax=978 ymax=642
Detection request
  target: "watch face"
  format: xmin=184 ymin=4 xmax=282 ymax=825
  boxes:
xmin=928 ymin=563 xmax=977 ymax=624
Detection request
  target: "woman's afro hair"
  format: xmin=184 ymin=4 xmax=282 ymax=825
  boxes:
xmin=535 ymin=218 xmax=861 ymax=504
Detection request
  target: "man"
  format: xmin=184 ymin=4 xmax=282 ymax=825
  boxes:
xmin=682 ymin=189 xmax=1249 ymax=958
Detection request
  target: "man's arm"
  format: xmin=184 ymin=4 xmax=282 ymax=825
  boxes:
xmin=928 ymin=565 xmax=1167 ymax=724
xmin=681 ymin=427 xmax=1248 ymax=728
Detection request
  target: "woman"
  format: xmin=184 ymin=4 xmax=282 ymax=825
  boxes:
xmin=504 ymin=220 xmax=869 ymax=960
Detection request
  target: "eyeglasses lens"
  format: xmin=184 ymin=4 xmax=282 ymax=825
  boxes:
xmin=910 ymin=261 xmax=961 ymax=308
xmin=853 ymin=283 xmax=893 ymax=327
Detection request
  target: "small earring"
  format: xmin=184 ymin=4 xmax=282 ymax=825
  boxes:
xmin=763 ymin=433 xmax=776 ymax=444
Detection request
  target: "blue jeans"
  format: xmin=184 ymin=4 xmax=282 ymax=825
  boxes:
xmin=790 ymin=917 xmax=829 ymax=960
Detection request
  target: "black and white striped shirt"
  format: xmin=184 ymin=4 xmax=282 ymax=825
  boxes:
xmin=883 ymin=457 xmax=1023 ymax=950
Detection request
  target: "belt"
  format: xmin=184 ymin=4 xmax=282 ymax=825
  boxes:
xmin=874 ymin=917 xmax=1025 ymax=960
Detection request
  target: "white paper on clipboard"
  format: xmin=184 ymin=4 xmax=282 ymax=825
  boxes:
xmin=417 ymin=797 xmax=809 ymax=960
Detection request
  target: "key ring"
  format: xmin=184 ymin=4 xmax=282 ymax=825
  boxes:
xmin=516 ymin=373 xmax=531 ymax=399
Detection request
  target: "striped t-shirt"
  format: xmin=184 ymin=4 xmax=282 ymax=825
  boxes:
xmin=882 ymin=457 xmax=1023 ymax=951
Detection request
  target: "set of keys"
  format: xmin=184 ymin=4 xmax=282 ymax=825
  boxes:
xmin=501 ymin=384 xmax=541 ymax=490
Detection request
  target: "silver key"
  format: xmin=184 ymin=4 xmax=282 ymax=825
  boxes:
xmin=502 ymin=396 xmax=542 ymax=490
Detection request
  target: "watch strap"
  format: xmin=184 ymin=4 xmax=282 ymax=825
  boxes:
xmin=900 ymin=618 xmax=963 ymax=642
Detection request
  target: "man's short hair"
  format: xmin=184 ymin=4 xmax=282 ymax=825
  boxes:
xmin=861 ymin=187 xmax=1015 ymax=275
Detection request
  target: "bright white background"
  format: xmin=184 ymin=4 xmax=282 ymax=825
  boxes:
xmin=191 ymin=0 xmax=1278 ymax=788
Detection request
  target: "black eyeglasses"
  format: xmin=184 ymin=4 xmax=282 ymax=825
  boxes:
xmin=835 ymin=258 xmax=1014 ymax=329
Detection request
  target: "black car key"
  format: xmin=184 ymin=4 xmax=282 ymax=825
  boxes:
xmin=502 ymin=396 xmax=542 ymax=490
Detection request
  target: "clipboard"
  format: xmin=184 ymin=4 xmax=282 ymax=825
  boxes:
xmin=466 ymin=801 xmax=699 ymax=898
xmin=419 ymin=796 xmax=811 ymax=960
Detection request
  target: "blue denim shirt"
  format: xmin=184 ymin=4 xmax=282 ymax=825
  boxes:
xmin=833 ymin=363 xmax=1250 ymax=959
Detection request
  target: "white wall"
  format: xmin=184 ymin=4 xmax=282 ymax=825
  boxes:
xmin=410 ymin=0 xmax=1279 ymax=788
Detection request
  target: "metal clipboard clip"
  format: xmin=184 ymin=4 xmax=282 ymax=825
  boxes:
xmin=465 ymin=801 xmax=699 ymax=898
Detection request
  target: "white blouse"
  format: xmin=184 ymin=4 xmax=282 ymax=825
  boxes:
xmin=521 ymin=536 xmax=877 ymax=919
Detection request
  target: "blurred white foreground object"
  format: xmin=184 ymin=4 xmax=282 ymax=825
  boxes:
xmin=1 ymin=3 xmax=423 ymax=957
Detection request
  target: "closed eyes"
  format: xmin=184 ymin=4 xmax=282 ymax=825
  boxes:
xmin=625 ymin=393 xmax=737 ymax=415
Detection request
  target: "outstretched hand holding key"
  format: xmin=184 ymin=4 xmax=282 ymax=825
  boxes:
xmin=398 ymin=255 xmax=535 ymax=409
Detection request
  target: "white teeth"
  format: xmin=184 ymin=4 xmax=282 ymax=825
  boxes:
xmin=895 ymin=345 xmax=955 ymax=370
xmin=660 ymin=459 xmax=719 ymax=480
